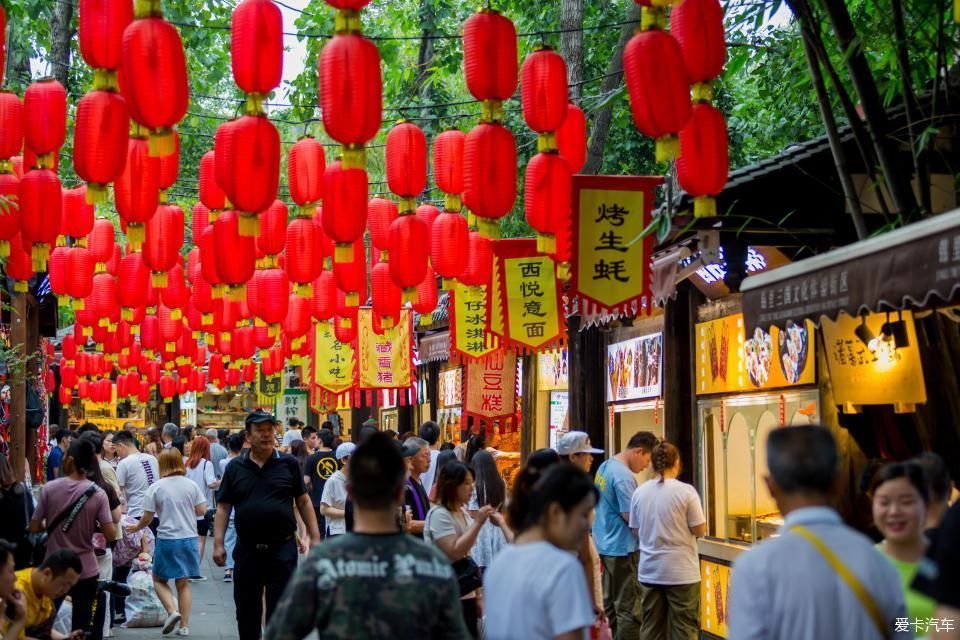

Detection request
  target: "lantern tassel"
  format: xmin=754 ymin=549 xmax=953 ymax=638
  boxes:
xmin=0 ymin=240 xmax=8 ymax=259
xmin=692 ymin=82 xmax=714 ymax=104
xmin=152 ymin=271 xmax=168 ymax=288
xmin=170 ymin=308 xmax=182 ymax=321
xmin=148 ymin=129 xmax=176 ymax=157
xmin=340 ymin=145 xmax=366 ymax=169
xmin=557 ymin=262 xmax=572 ymax=282
xmin=32 ymin=244 xmax=50 ymax=272
xmin=86 ymin=184 xmax=108 ymax=204
xmin=654 ymin=135 xmax=680 ymax=163
xmin=238 ymin=212 xmax=259 ymax=237
xmin=441 ymin=277 xmax=456 ymax=290
xmin=536 ymin=233 xmax=556 ymax=255
xmin=229 ymin=284 xmax=246 ymax=301
xmin=73 ymin=297 xmax=85 ymax=311
xmin=345 ymin=291 xmax=359 ymax=307
xmin=398 ymin=197 xmax=417 ymax=215
xmin=477 ymin=218 xmax=502 ymax=239
xmin=334 ymin=243 xmax=354 ymax=264
xmin=296 ymin=283 xmax=313 ymax=298
xmin=536 ymin=133 xmax=558 ymax=154
xmin=13 ymin=280 xmax=28 ymax=293
xmin=693 ymin=196 xmax=717 ymax=219
xmin=212 ymin=284 xmax=225 ymax=299
xmin=403 ymin=287 xmax=419 ymax=305
xmin=444 ymin=194 xmax=462 ymax=213
xmin=419 ymin=314 xmax=432 ymax=328
xmin=126 ymin=223 xmax=145 ymax=250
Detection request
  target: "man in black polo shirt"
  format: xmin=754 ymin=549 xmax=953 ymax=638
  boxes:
xmin=213 ymin=410 xmax=321 ymax=640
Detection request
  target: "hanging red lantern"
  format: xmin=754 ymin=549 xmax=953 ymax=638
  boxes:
xmin=324 ymin=0 xmax=371 ymax=8
xmin=65 ymin=247 xmax=95 ymax=305
xmin=432 ymin=129 xmax=465 ymax=197
xmin=191 ymin=204 xmax=210 ymax=252
xmin=139 ymin=315 xmax=160 ymax=354
xmin=413 ymin=265 xmax=439 ymax=325
xmin=143 ymin=203 xmax=183 ymax=287
xmin=213 ymin=209 xmax=256 ymax=297
xmin=89 ymin=218 xmax=116 ymax=266
xmin=288 ymin=136 xmax=325 ymax=215
xmin=556 ymin=103 xmax=586 ymax=174
xmin=160 ymin=262 xmax=190 ymax=315
xmin=333 ymin=241 xmax=366 ymax=306
xmin=114 ymin=136 xmax=159 ymax=248
xmin=193 ymin=271 xmax=214 ymax=322
xmin=79 ymin=0 xmax=133 ymax=73
xmin=322 ymin=160 xmax=368 ymax=262
xmin=520 ymin=47 xmax=569 ymax=134
xmin=385 ymin=121 xmax=427 ymax=211
xmin=367 ymin=198 xmax=398 ymax=252
xmin=214 ymin=115 xmax=280 ymax=235
xmin=105 ymin=244 xmax=122 ymax=275
xmin=312 ymin=270 xmax=337 ymax=321
xmin=60 ymin=361 xmax=78 ymax=391
xmin=158 ymin=304 xmax=182 ymax=352
xmin=677 ymin=103 xmax=728 ymax=218
xmin=18 ymin=169 xmax=61 ymax=271
xmin=334 ymin=312 xmax=357 ymax=344
xmin=524 ymin=152 xmax=572 ymax=255
xmin=200 ymin=226 xmax=225 ymax=295
xmin=48 ymin=247 xmax=68 ymax=299
xmin=415 ymin=204 xmax=440 ymax=237
xmin=283 ymin=294 xmax=312 ymax=347
xmin=463 ymin=123 xmax=516 ymax=234
xmin=257 ymin=200 xmax=287 ymax=259
xmin=388 ymin=214 xmax=429 ymax=299
xmin=23 ymin=79 xmax=67 ymax=165
xmin=245 ymin=269 xmax=262 ymax=319
xmin=159 ymin=374 xmax=176 ymax=402
xmin=157 ymin=129 xmax=179 ymax=198
xmin=240 ymin=361 xmax=255 ymax=384
xmin=671 ymin=0 xmax=725 ymax=92
xmin=431 ymin=211 xmax=468 ymax=287
xmin=623 ymin=30 xmax=692 ymax=161
xmin=116 ymin=251 xmax=149 ymax=321
xmin=58 ymin=384 xmax=74 ymax=406
xmin=459 ymin=231 xmax=493 ymax=287
xmin=199 ymin=150 xmax=226 ymax=212
xmin=318 ymin=34 xmax=382 ymax=149
xmin=463 ymin=10 xmax=517 ymax=106
xmin=230 ymin=0 xmax=283 ymax=102
xmin=285 ymin=217 xmax=324 ymax=296
xmin=225 ymin=367 xmax=241 ymax=388
xmin=0 ymin=173 xmax=20 ymax=258
xmin=62 ymin=187 xmax=96 ymax=240
xmin=90 ymin=272 xmax=117 ymax=327
xmin=232 ymin=325 xmax=256 ymax=361
xmin=62 ymin=333 xmax=77 ymax=361
xmin=135 ymin=379 xmax=149 ymax=403
xmin=371 ymin=261 xmax=401 ymax=327
xmin=0 ymin=92 xmax=23 ymax=165
xmin=119 ymin=17 xmax=188 ymax=155
xmin=256 ymin=267 xmax=289 ymax=333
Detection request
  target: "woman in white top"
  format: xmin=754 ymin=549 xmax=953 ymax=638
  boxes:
xmin=127 ymin=449 xmax=206 ymax=637
xmin=184 ymin=436 xmax=219 ymax=569
xmin=465 ymin=451 xmax=513 ymax=570
xmin=628 ymin=442 xmax=706 ymax=640
xmin=483 ymin=462 xmax=598 ymax=640
xmin=424 ymin=460 xmax=494 ymax=638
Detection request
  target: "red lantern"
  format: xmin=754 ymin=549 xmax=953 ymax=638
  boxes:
xmin=62 ymin=333 xmax=77 ymax=361
xmin=432 ymin=129 xmax=465 ymax=196
xmin=388 ymin=215 xmax=428 ymax=297
xmin=285 ymin=217 xmax=324 ymax=297
xmin=0 ymin=173 xmax=20 ymax=258
xmin=116 ymin=251 xmax=149 ymax=319
xmin=324 ymin=0 xmax=371 ymax=8
xmin=158 ymin=304 xmax=182 ymax=349
xmin=334 ymin=312 xmax=357 ymax=344
xmin=459 ymin=231 xmax=493 ymax=287
xmin=520 ymin=47 xmax=568 ymax=133
xmin=556 ymin=103 xmax=586 ymax=174
xmin=120 ymin=17 xmax=188 ymax=154
xmin=143 ymin=204 xmax=184 ymax=287
xmin=90 ymin=272 xmax=117 ymax=326
xmin=230 ymin=0 xmax=283 ymax=99
xmin=431 ymin=211 xmax=468 ymax=286
xmin=136 ymin=380 xmax=150 ymax=403
xmin=283 ymin=294 xmax=312 ymax=345
xmin=62 ymin=187 xmax=96 ymax=240
xmin=19 ymin=169 xmax=61 ymax=270
xmin=312 ymin=271 xmax=337 ymax=321
xmin=319 ymin=34 xmax=382 ymax=148
xmin=241 ymin=361 xmax=256 ymax=384
xmin=225 ymin=367 xmax=241 ymax=388
xmin=89 ymin=218 xmax=116 ymax=265
xmin=73 ymin=91 xmax=129 ymax=203
xmin=367 ymin=198 xmax=398 ymax=252
xmin=623 ymin=30 xmax=692 ymax=161
xmin=48 ymin=247 xmax=68 ymax=297
xmin=0 ymin=92 xmax=23 ymax=163
xmin=192 ymin=203 xmax=210 ymax=248
xmin=524 ymin=152 xmax=572 ymax=254
xmin=676 ymin=103 xmax=728 ymax=218
xmin=322 ymin=160 xmax=368 ymax=262
xmin=157 ymin=129 xmax=179 ymax=194
xmin=257 ymin=200 xmax=287 ymax=258
xmin=256 ymin=267 xmax=289 ymax=330
xmin=671 ymin=0 xmax=725 ymax=87
xmin=416 ymin=204 xmax=440 ymax=236
xmin=463 ymin=123 xmax=516 ymax=232
xmin=79 ymin=0 xmax=133 ymax=72
xmin=233 ymin=325 xmax=256 ymax=361
xmin=160 ymin=262 xmax=190 ymax=314
xmin=23 ymin=79 xmax=67 ymax=161
xmin=288 ymin=136 xmax=325 ymax=213
xmin=114 ymin=137 xmax=159 ymax=248
xmin=414 ymin=266 xmax=439 ymax=321
xmin=214 ymin=115 xmax=280 ymax=234
xmin=333 ymin=241 xmax=366 ymax=304
xmin=463 ymin=10 xmax=517 ymax=104
xmin=65 ymin=247 xmax=95 ymax=304
xmin=385 ymin=122 xmax=427 ymax=208
xmin=199 ymin=150 xmax=226 ymax=211
xmin=200 ymin=226 xmax=224 ymax=292
xmin=159 ymin=374 xmax=176 ymax=402
xmin=213 ymin=210 xmax=256 ymax=293
xmin=371 ymin=261 xmax=401 ymax=325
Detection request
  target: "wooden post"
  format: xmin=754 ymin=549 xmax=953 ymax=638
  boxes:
xmin=520 ymin=355 xmax=536 ymax=463
xmin=9 ymin=293 xmax=27 ymax=482
xmin=663 ymin=283 xmax=699 ymax=485
xmin=568 ymin=315 xmax=607 ymax=474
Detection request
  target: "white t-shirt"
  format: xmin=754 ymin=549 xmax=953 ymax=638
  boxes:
xmin=281 ymin=430 xmax=302 ymax=448
xmin=143 ymin=476 xmax=206 ymax=540
xmin=420 ymin=449 xmax=441 ymax=494
xmin=629 ymin=478 xmax=706 ymax=585
xmin=116 ymin=453 xmax=160 ymax=518
xmin=483 ymin=541 xmax=595 ymax=640
xmin=320 ymin=470 xmax=347 ymax=535
xmin=185 ymin=459 xmax=217 ymax=514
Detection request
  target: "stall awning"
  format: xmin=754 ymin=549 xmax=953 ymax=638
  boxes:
xmin=418 ymin=331 xmax=450 ymax=363
xmin=742 ymin=208 xmax=960 ymax=331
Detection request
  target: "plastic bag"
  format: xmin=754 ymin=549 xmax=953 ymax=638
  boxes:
xmin=122 ymin=569 xmax=167 ymax=628
xmin=54 ymin=601 xmax=72 ymax=637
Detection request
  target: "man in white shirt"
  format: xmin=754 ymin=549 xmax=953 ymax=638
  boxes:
xmin=417 ymin=421 xmax=442 ymax=494
xmin=280 ymin=419 xmax=304 ymax=452
xmin=114 ymin=430 xmax=160 ymax=524
xmin=319 ymin=442 xmax=355 ymax=537
xmin=727 ymin=426 xmax=907 ymax=640
xmin=161 ymin=423 xmax=178 ymax=449
xmin=206 ymin=428 xmax=229 ymax=479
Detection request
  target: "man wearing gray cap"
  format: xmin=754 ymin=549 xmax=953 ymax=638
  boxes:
xmin=206 ymin=428 xmax=228 ymax=479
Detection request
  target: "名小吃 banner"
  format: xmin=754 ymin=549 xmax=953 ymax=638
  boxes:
xmin=357 ymin=308 xmax=413 ymax=390
xmin=313 ymin=320 xmax=357 ymax=396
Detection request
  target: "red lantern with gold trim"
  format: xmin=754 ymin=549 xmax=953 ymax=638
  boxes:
xmin=385 ymin=121 xmax=427 ymax=209
xmin=671 ymin=0 xmax=725 ymax=88
xmin=18 ymin=169 xmax=61 ymax=270
xmin=192 ymin=203 xmax=210 ymax=247
xmin=416 ymin=204 xmax=440 ymax=237
xmin=463 ymin=10 xmax=517 ymax=104
xmin=89 ymin=218 xmax=115 ymax=266
xmin=143 ymin=204 xmax=184 ymax=288
xmin=556 ymin=103 xmax=586 ymax=174
xmin=116 ymin=250 xmax=149 ymax=320
xmin=524 ymin=152 xmax=572 ymax=254
xmin=371 ymin=261 xmax=401 ymax=326
xmin=199 ymin=150 xmax=226 ymax=211
xmin=157 ymin=129 xmax=179 ymax=196
xmin=459 ymin=231 xmax=493 ymax=287
xmin=676 ymin=103 xmax=728 ymax=218
xmin=79 ymin=0 xmax=133 ymax=72
xmin=431 ymin=211 xmax=468 ymax=287
xmin=285 ymin=217 xmax=324 ymax=296
xmin=463 ymin=123 xmax=516 ymax=232
xmin=0 ymin=174 xmax=19 ymax=258
xmin=62 ymin=186 xmax=96 ymax=240
xmin=230 ymin=0 xmax=283 ymax=99
xmin=432 ymin=129 xmax=465 ymax=196
xmin=24 ymin=79 xmax=67 ymax=161
xmin=256 ymin=267 xmax=289 ymax=329
xmin=283 ymin=294 xmax=312 ymax=347
xmin=257 ymin=200 xmax=287 ymax=258
xmin=367 ymin=198 xmax=397 ymax=252
xmin=413 ymin=265 xmax=439 ymax=323
xmin=114 ymin=137 xmax=159 ymax=248
xmin=214 ymin=115 xmax=280 ymax=234
xmin=520 ymin=47 xmax=568 ymax=133
xmin=213 ymin=210 xmax=256 ymax=293
xmin=160 ymin=262 xmax=190 ymax=314
xmin=312 ymin=270 xmax=337 ymax=321
xmin=318 ymin=34 xmax=382 ymax=147
xmin=322 ymin=160 xmax=367 ymax=262
xmin=388 ymin=214 xmax=428 ymax=298
xmin=288 ymin=136 xmax=325 ymax=214
xmin=65 ymin=247 xmax=95 ymax=304
xmin=0 ymin=92 xmax=23 ymax=164
xmin=333 ymin=241 xmax=366 ymax=305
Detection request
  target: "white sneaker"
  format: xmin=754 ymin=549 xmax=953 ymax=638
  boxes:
xmin=176 ymin=628 xmax=190 ymax=636
xmin=162 ymin=612 xmax=182 ymax=635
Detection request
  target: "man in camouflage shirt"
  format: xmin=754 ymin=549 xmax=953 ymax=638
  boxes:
xmin=264 ymin=432 xmax=469 ymax=640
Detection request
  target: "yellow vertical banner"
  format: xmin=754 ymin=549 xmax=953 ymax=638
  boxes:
xmin=451 ymin=282 xmax=499 ymax=361
xmin=257 ymin=362 xmax=282 ymax=410
xmin=313 ymin=320 xmax=356 ymax=395
xmin=357 ymin=309 xmax=412 ymax=389
xmin=502 ymin=254 xmax=561 ymax=351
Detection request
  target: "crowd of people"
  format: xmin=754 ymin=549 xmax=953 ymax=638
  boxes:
xmin=0 ymin=416 xmax=957 ymax=640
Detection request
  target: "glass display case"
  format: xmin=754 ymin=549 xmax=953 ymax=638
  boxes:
xmin=611 ymin=400 xmax=665 ymax=485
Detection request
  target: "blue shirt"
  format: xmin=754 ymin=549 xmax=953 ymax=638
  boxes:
xmin=592 ymin=458 xmax=637 ymax=557
xmin=46 ymin=446 xmax=63 ymax=482
xmin=728 ymin=507 xmax=908 ymax=640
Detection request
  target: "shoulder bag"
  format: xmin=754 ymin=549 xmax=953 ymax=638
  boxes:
xmin=25 ymin=482 xmax=99 ymax=567
xmin=427 ymin=507 xmax=483 ymax=596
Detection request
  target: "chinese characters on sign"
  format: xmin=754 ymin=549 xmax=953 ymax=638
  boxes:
xmin=465 ymin=352 xmax=517 ymax=420
xmin=935 ymin=233 xmax=960 ymax=283
xmin=357 ymin=309 xmax=413 ymax=389
xmin=453 ymin=281 xmax=498 ymax=360
xmin=755 ymin=270 xmax=851 ymax=327
xmin=313 ymin=321 xmax=357 ymax=395
xmin=503 ymin=255 xmax=560 ymax=350
xmin=282 ymin=390 xmax=308 ymax=426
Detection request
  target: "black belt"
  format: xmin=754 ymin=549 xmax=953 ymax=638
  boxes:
xmin=242 ymin=535 xmax=294 ymax=552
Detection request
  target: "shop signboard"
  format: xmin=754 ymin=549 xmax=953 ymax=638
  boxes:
xmin=451 ymin=282 xmax=499 ymax=361
xmin=357 ymin=309 xmax=413 ymax=390
xmin=700 ymin=559 xmax=731 ymax=638
xmin=465 ymin=352 xmax=517 ymax=420
xmin=548 ymin=391 xmax=569 ymax=449
xmin=538 ymin=350 xmax=569 ymax=391
xmin=282 ymin=390 xmax=308 ymax=426
xmin=696 ymin=314 xmax=816 ymax=395
xmin=313 ymin=321 xmax=356 ymax=396
xmin=438 ymin=367 xmax=463 ymax=408
xmin=819 ymin=311 xmax=926 ymax=407
xmin=606 ymin=333 xmax=663 ymax=401
xmin=502 ymin=254 xmax=562 ymax=351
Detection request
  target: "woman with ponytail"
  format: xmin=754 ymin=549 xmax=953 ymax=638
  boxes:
xmin=482 ymin=463 xmax=599 ymax=640
xmin=628 ymin=441 xmax=706 ymax=640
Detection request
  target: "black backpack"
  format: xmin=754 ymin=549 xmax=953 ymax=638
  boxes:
xmin=26 ymin=381 xmax=43 ymax=429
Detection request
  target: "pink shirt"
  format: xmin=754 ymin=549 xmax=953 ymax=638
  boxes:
xmin=33 ymin=478 xmax=113 ymax=579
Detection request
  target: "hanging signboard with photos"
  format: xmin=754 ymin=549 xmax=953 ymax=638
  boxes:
xmin=538 ymin=350 xmax=569 ymax=391
xmin=606 ymin=333 xmax=663 ymax=402
xmin=571 ymin=175 xmax=663 ymax=317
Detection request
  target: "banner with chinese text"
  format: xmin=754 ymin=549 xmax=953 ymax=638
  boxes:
xmin=357 ymin=308 xmax=413 ymax=390
xmin=494 ymin=239 xmax=565 ymax=352
xmin=313 ymin=320 xmax=357 ymax=398
xmin=257 ymin=362 xmax=282 ymax=409
xmin=450 ymin=281 xmax=500 ymax=361
xmin=465 ymin=351 xmax=517 ymax=425
xmin=571 ymin=175 xmax=662 ymax=316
